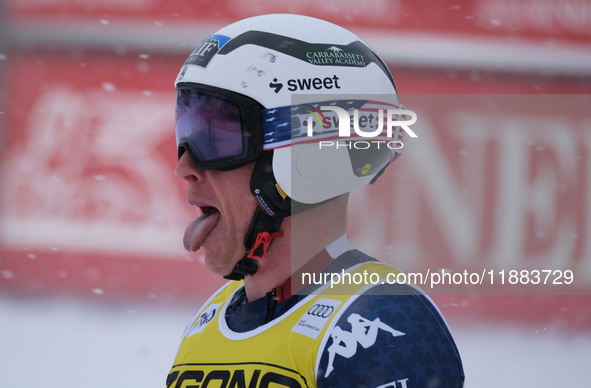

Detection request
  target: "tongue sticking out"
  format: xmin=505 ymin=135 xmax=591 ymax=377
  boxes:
xmin=183 ymin=210 xmax=221 ymax=252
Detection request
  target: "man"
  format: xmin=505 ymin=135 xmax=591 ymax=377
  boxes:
xmin=168 ymin=14 xmax=464 ymax=388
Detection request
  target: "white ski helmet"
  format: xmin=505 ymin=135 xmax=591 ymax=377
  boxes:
xmin=175 ymin=13 xmax=403 ymax=210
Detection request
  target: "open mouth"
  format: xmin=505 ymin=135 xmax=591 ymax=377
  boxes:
xmin=199 ymin=206 xmax=219 ymax=217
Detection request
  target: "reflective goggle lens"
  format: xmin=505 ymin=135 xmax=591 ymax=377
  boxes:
xmin=175 ymin=88 xmax=252 ymax=170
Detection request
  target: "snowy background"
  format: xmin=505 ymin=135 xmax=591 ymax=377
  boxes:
xmin=1 ymin=294 xmax=590 ymax=387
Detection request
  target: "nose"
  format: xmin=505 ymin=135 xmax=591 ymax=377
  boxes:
xmin=175 ymin=150 xmax=204 ymax=183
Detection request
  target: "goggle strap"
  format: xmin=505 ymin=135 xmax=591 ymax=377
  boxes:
xmin=261 ymin=99 xmax=404 ymax=151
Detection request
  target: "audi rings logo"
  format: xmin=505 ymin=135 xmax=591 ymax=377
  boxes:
xmin=307 ymin=304 xmax=335 ymax=318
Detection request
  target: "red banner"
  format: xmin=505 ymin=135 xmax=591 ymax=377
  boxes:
xmin=0 ymin=52 xmax=227 ymax=300
xmin=6 ymin=0 xmax=591 ymax=43
xmin=2 ymin=52 xmax=590 ymax=297
xmin=348 ymin=94 xmax=590 ymax=296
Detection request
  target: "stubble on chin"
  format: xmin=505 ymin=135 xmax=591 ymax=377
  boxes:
xmin=202 ymin=247 xmax=243 ymax=277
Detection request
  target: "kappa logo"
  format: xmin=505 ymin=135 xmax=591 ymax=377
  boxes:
xmin=268 ymin=75 xmax=341 ymax=94
xmin=324 ymin=313 xmax=405 ymax=377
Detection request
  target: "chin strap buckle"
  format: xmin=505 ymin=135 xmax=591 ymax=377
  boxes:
xmin=223 ymin=206 xmax=284 ymax=281
xmin=247 ymin=231 xmax=284 ymax=261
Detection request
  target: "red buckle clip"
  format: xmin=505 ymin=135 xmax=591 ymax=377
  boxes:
xmin=247 ymin=231 xmax=284 ymax=261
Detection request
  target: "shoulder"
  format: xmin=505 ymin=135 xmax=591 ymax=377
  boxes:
xmin=181 ymin=281 xmax=241 ymax=337
xmin=315 ymin=259 xmax=465 ymax=387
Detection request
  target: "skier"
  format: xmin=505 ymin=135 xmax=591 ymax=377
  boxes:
xmin=167 ymin=14 xmax=464 ymax=388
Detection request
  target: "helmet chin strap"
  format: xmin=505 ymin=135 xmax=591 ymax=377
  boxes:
xmin=223 ymin=207 xmax=284 ymax=280
xmin=222 ymin=151 xmax=337 ymax=281
xmin=223 ymin=151 xmax=290 ymax=281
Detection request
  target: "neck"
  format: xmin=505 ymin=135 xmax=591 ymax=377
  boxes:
xmin=243 ymin=195 xmax=348 ymax=302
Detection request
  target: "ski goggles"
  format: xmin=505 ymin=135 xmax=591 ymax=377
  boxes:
xmin=175 ymin=84 xmax=264 ymax=171
xmin=176 ymin=83 xmax=404 ymax=172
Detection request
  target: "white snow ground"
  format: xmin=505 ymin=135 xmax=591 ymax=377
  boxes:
xmin=1 ymin=294 xmax=590 ymax=387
